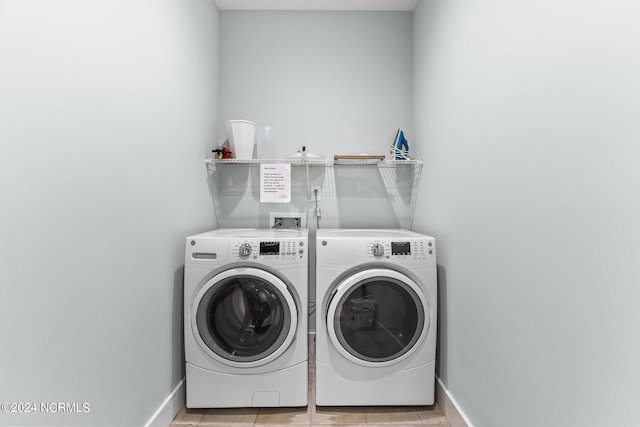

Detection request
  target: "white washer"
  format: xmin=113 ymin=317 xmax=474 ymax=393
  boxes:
xmin=315 ymin=229 xmax=437 ymax=406
xmin=184 ymin=228 xmax=308 ymax=408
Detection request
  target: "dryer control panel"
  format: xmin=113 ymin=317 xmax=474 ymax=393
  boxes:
xmin=316 ymin=231 xmax=436 ymax=268
xmin=366 ymin=239 xmax=433 ymax=260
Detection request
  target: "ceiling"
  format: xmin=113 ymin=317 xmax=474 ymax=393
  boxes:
xmin=213 ymin=0 xmax=418 ymax=11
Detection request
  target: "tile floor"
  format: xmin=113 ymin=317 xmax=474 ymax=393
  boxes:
xmin=171 ymin=345 xmax=450 ymax=427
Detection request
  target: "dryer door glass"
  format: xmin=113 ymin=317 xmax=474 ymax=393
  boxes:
xmin=196 ymin=274 xmax=293 ymax=363
xmin=332 ymin=277 xmax=424 ymax=363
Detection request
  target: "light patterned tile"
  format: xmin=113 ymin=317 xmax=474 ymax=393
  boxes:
xmin=311 ymin=424 xmax=367 ymax=427
xmin=198 ymin=407 xmax=258 ymax=426
xmin=417 ymin=405 xmax=450 ymax=425
xmin=311 ymin=406 xmax=368 ymax=425
xmin=255 ymin=406 xmax=311 ymax=425
xmin=365 ymin=425 xmax=427 ymax=427
xmin=363 ymin=406 xmax=422 ymax=425
xmin=171 ymin=407 xmax=204 ymax=425
xmin=259 ymin=425 xmax=309 ymax=427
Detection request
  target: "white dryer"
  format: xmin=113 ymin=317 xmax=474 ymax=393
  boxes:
xmin=315 ymin=229 xmax=437 ymax=406
xmin=184 ymin=228 xmax=308 ymax=408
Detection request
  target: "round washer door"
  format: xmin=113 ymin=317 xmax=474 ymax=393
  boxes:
xmin=327 ymin=268 xmax=429 ymax=367
xmin=192 ymin=267 xmax=298 ymax=368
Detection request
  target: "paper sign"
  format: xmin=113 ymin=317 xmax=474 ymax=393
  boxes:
xmin=260 ymin=163 xmax=291 ymax=203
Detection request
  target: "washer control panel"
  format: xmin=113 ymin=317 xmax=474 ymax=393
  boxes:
xmin=232 ymin=238 xmax=306 ymax=262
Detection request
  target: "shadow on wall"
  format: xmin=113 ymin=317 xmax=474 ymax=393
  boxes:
xmin=206 ymin=163 xmax=325 ymax=228
xmin=435 ymin=264 xmax=447 ymax=380
xmin=334 ymin=166 xmax=401 ymax=228
xmin=173 ymin=267 xmax=186 ymax=382
xmin=206 ymin=161 xmax=422 ymax=229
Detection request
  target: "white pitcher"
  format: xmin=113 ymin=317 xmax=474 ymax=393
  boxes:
xmin=226 ymin=120 xmax=256 ymax=160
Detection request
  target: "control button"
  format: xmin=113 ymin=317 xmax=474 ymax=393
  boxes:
xmin=299 ymin=249 xmax=304 ymax=255
xmin=372 ymin=243 xmax=384 ymax=257
xmin=239 ymin=243 xmax=252 ymax=257
xmin=299 ymin=241 xmax=304 ymax=246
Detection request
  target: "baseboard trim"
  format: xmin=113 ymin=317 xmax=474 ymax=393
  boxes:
xmin=144 ymin=379 xmax=185 ymax=427
xmin=435 ymin=376 xmax=473 ymax=427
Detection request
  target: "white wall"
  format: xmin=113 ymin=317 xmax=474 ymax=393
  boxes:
xmin=412 ymin=0 xmax=640 ymax=426
xmin=215 ymin=9 xmax=413 ymax=335
xmin=218 ymin=11 xmax=413 ymax=159
xmin=0 ymin=1 xmax=219 ymax=425
xmin=7 ymin=1 xmax=639 ymax=425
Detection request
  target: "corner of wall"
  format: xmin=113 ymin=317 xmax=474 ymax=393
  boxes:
xmin=145 ymin=380 xmax=185 ymax=427
xmin=436 ymin=377 xmax=473 ymax=427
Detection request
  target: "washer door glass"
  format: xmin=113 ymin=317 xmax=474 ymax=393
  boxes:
xmin=194 ymin=268 xmax=297 ymax=367
xmin=327 ymin=269 xmax=427 ymax=365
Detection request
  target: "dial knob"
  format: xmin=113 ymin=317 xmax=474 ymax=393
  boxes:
xmin=239 ymin=243 xmax=252 ymax=257
xmin=372 ymin=243 xmax=384 ymax=257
